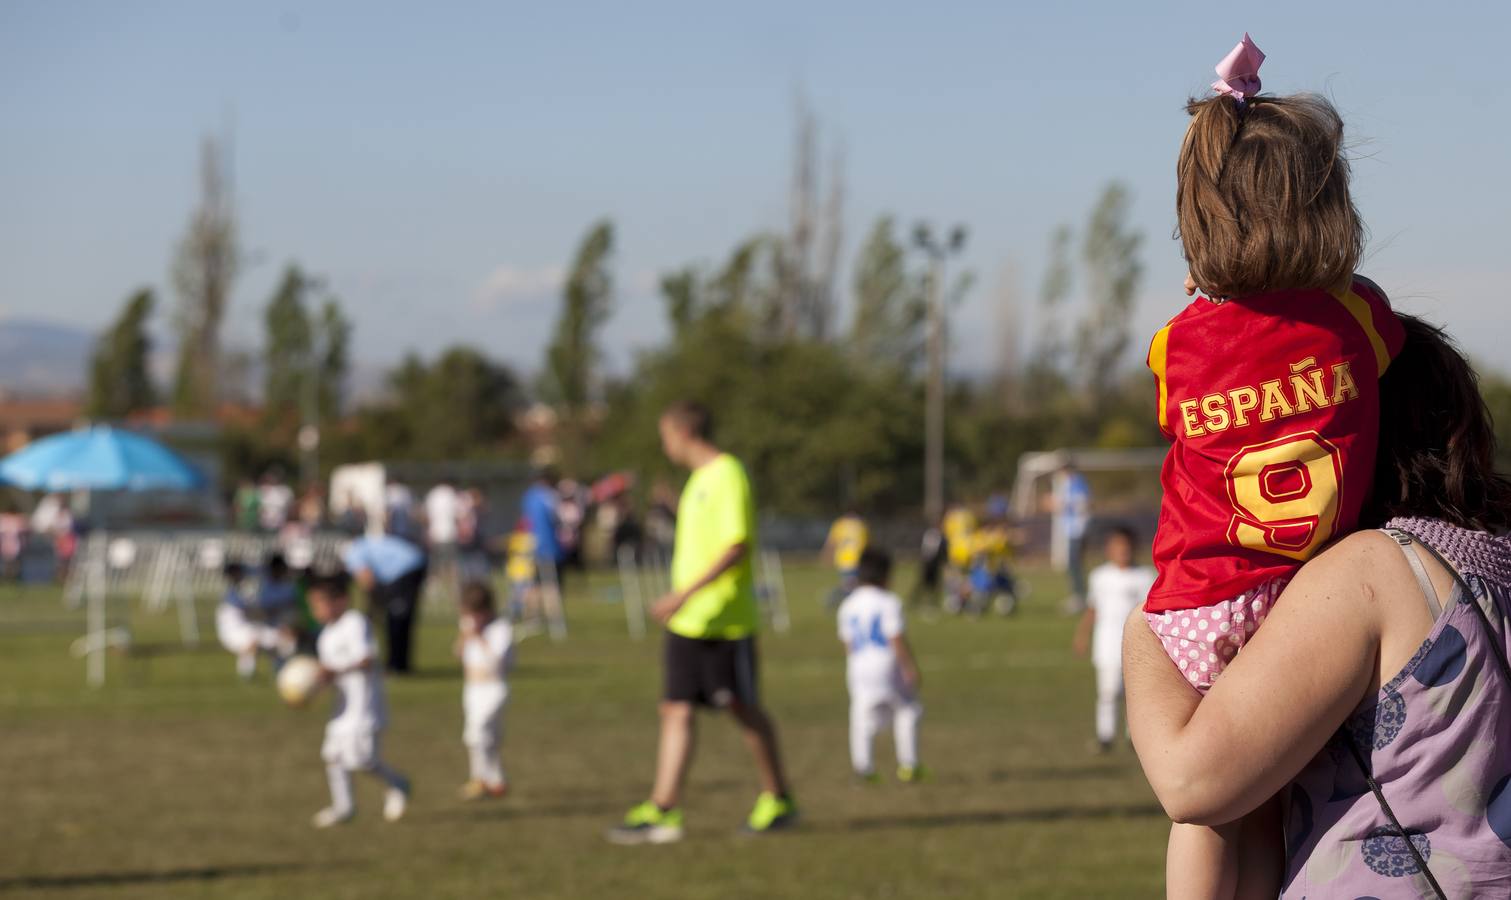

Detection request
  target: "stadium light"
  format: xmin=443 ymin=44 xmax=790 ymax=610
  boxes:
xmin=913 ymin=221 xmax=968 ymax=524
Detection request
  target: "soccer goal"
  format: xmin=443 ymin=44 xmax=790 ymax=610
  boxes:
xmin=1009 ymin=447 xmax=1167 ymax=570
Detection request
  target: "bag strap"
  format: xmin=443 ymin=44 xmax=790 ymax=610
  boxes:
xmin=1395 ymin=528 xmax=1511 ymax=690
xmin=1381 ymin=528 xmax=1443 ymax=619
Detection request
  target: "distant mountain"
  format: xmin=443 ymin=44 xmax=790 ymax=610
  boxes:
xmin=0 ymin=319 xmax=94 ymax=395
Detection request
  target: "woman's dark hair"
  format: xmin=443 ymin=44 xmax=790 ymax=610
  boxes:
xmin=1366 ymin=313 xmax=1511 ymax=531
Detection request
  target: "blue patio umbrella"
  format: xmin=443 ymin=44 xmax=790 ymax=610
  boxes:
xmin=0 ymin=426 xmax=206 ymax=492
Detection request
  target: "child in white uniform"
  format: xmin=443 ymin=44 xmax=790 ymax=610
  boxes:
xmin=216 ymin=561 xmax=294 ymax=679
xmin=837 ymin=547 xmax=925 ymax=782
xmin=308 ymin=573 xmax=411 ymax=827
xmin=454 ymin=582 xmax=513 ymax=800
xmin=1073 ymin=526 xmax=1156 ymax=751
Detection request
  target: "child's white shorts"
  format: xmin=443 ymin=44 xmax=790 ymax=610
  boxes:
xmin=462 ymin=682 xmax=509 ymax=749
xmin=322 ymin=726 xmax=381 ymax=770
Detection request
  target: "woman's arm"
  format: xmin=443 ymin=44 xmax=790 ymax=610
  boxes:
xmin=1124 ymin=533 xmax=1395 ymax=826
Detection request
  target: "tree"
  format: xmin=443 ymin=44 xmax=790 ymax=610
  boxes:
xmin=849 ymin=216 xmax=926 ymax=370
xmin=1028 ymin=225 xmax=1074 ymax=387
xmin=385 ymin=347 xmax=521 ymax=460
xmin=658 ymin=236 xmax=783 ymax=342
xmin=316 ymin=299 xmax=351 ymax=420
xmin=1076 ymin=183 xmax=1143 ymax=409
xmin=87 ymin=289 xmax=157 ymax=419
xmin=262 ymin=266 xmax=313 ymax=422
xmin=171 ymin=135 xmax=239 ymax=417
xmin=543 ymin=220 xmax=614 ymax=415
xmin=771 ymin=94 xmax=844 ymax=341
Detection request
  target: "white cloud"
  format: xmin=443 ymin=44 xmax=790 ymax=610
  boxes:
xmin=471 ymin=264 xmax=566 ymax=313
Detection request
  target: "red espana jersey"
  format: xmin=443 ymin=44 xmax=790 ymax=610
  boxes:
xmin=1144 ymin=276 xmax=1404 ymax=613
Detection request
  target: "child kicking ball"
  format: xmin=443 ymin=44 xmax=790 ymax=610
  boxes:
xmin=454 ymin=581 xmax=514 ymax=800
xmin=307 ymin=572 xmax=412 ymax=828
xmin=837 ymin=547 xmax=925 ymax=783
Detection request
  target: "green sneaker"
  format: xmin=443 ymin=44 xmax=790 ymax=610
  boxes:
xmin=744 ymin=791 xmax=798 ymax=833
xmin=854 ymin=771 xmax=883 ymax=786
xmin=897 ymin=765 xmax=929 ymax=784
xmin=606 ymin=801 xmax=684 ymax=845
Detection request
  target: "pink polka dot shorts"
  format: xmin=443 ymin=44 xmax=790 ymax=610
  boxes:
xmin=1144 ymin=575 xmax=1290 ymax=692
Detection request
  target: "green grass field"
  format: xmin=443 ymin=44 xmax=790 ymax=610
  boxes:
xmin=1 ymin=561 xmax=1168 ymax=898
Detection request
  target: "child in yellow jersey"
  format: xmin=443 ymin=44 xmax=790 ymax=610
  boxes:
xmin=967 ymin=518 xmax=1023 ymax=616
xmin=940 ymin=505 xmax=977 ymax=614
xmin=504 ymin=521 xmax=538 ymax=623
xmin=822 ymin=511 xmax=869 ymax=609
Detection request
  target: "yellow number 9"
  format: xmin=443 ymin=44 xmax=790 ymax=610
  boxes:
xmin=1225 ymin=431 xmax=1343 ymax=561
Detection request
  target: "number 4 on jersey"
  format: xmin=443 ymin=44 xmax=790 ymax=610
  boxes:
xmin=846 ymin=615 xmax=889 ymax=653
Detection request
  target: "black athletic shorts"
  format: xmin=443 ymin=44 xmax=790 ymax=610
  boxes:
xmin=662 ymin=631 xmax=760 ymax=708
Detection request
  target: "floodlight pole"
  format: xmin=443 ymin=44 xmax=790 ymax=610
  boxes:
xmin=298 ymin=274 xmax=329 ymax=489
xmin=915 ymin=223 xmax=967 ymax=525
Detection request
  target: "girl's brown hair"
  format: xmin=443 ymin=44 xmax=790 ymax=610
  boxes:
xmin=1365 ymin=314 xmax=1511 ymax=532
xmin=461 ymin=581 xmax=496 ymax=614
xmin=1177 ymin=94 xmax=1361 ymax=298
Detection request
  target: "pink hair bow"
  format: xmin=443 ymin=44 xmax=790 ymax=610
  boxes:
xmin=1212 ymin=33 xmax=1264 ymax=101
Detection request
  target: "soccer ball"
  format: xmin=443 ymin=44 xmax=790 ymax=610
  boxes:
xmin=276 ymin=655 xmax=324 ymax=708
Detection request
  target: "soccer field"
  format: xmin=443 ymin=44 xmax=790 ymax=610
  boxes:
xmin=1 ymin=562 xmax=1167 ymax=899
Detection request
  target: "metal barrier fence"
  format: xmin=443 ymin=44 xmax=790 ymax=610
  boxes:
xmin=616 ymin=546 xmax=790 ymax=640
xmin=67 ymin=529 xmax=354 ymax=687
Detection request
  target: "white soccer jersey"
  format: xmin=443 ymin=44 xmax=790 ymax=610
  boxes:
xmin=317 ymin=608 xmax=387 ymax=733
xmin=837 ymin=585 xmax=906 ymax=692
xmin=425 ymin=484 xmax=460 ymax=545
xmin=1087 ymin=563 xmax=1156 ymax=668
xmin=462 ymin=618 xmax=513 ymax=683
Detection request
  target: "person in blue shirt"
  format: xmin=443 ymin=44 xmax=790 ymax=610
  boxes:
xmin=342 ymin=530 xmax=428 ymax=674
xmin=1054 ymin=462 xmax=1092 ymax=614
xmin=520 ymin=466 xmax=564 ymax=580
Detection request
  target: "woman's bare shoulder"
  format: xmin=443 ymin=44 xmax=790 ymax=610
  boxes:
xmin=1288 ymin=529 xmax=1418 ymax=613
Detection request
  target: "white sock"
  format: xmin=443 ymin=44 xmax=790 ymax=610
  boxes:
xmin=483 ymin=749 xmax=505 ymax=786
xmin=849 ymin=698 xmax=879 ymax=774
xmin=1094 ymin=665 xmax=1124 ymax=745
xmin=467 ymin=745 xmax=489 ymax=782
xmin=325 ymin=764 xmax=354 ymax=814
xmin=237 ymin=653 xmax=256 ymax=679
xmin=894 ymin=700 xmax=923 ymax=769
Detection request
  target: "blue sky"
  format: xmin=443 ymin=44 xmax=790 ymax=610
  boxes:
xmin=3 ymin=0 xmax=1508 ymax=383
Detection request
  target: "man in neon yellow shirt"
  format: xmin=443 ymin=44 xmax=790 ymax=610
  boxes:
xmin=607 ymin=401 xmax=796 ymax=845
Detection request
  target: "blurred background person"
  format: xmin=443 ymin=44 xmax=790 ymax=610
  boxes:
xmin=908 ymin=518 xmax=946 ymax=615
xmin=521 ymin=467 xmax=564 ymax=591
xmin=383 ymin=476 xmax=416 ymax=540
xmin=258 ymin=469 xmax=294 ymax=534
xmin=424 ymin=477 xmax=461 ymax=605
xmin=342 ymin=525 xmax=428 ymax=675
xmin=1052 ymin=462 xmax=1091 ymax=614
xmin=233 ymin=479 xmax=261 ymax=532
xmin=1072 ymin=525 xmax=1154 ymax=753
xmin=609 ymin=400 xmax=796 ymax=845
xmin=821 ymin=507 xmax=868 ymax=609
xmin=215 ymin=559 xmax=295 ymax=680
xmin=838 ymin=547 xmax=925 ymax=784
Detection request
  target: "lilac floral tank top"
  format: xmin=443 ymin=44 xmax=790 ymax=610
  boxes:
xmin=1281 ymin=518 xmax=1511 ymax=897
